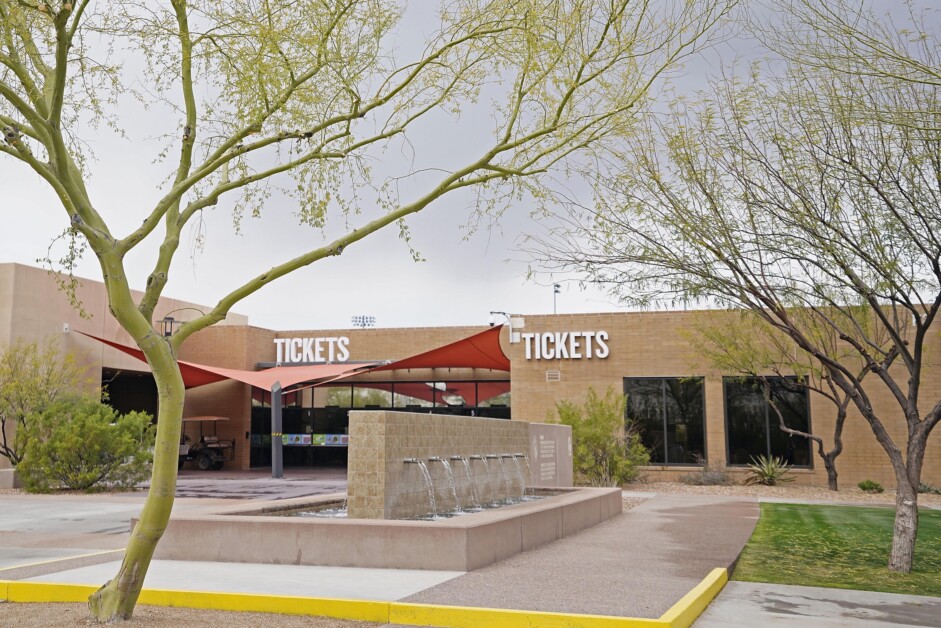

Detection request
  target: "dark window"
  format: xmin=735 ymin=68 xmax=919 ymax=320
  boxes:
xmin=724 ymin=377 xmax=812 ymax=467
xmin=624 ymin=378 xmax=705 ymax=465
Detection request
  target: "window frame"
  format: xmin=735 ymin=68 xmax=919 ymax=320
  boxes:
xmin=722 ymin=376 xmax=814 ymax=468
xmin=623 ymin=376 xmax=707 ymax=467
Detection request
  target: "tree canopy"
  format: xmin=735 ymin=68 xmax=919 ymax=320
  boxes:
xmin=537 ymin=0 xmax=941 ymax=573
xmin=1 ymin=0 xmax=736 ymax=620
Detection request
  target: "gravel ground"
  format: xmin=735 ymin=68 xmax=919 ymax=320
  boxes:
xmin=627 ymin=481 xmax=941 ymax=507
xmin=0 ymin=603 xmax=373 ymax=627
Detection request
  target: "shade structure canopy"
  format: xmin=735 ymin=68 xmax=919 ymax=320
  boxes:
xmin=370 ymin=325 xmax=510 ymax=372
xmin=348 ymin=380 xmax=511 ymax=406
xmin=79 ymin=324 xmax=509 ymax=391
xmin=78 ymin=331 xmax=378 ymax=390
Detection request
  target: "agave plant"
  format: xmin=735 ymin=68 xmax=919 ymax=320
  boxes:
xmin=744 ymin=455 xmax=795 ymax=486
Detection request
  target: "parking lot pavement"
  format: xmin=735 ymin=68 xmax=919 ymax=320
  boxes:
xmin=695 ymin=581 xmax=941 ymax=627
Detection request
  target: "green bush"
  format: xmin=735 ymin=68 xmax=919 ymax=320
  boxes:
xmin=555 ymin=386 xmax=650 ymax=487
xmin=744 ymin=455 xmax=795 ymax=486
xmin=858 ymin=479 xmax=884 ymax=494
xmin=918 ymin=483 xmax=941 ymax=495
xmin=18 ymin=398 xmax=155 ymax=493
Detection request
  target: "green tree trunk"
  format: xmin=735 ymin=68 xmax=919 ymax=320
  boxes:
xmin=88 ymin=346 xmax=185 ymax=620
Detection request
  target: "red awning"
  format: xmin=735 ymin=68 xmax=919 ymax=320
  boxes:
xmin=371 ymin=325 xmax=510 ymax=372
xmin=353 ymin=380 xmax=510 ymax=406
xmin=77 ymin=331 xmax=378 ymax=390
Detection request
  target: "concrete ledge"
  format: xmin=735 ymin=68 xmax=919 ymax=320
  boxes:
xmin=146 ymin=487 xmax=622 ymax=571
xmin=0 ymin=549 xmax=124 ymax=581
xmin=0 ymin=567 xmax=728 ymax=627
xmin=0 ymin=469 xmax=22 ymax=489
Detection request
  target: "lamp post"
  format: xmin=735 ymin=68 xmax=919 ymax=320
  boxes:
xmin=553 ymin=284 xmax=561 ymax=315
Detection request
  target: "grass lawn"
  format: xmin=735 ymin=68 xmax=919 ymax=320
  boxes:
xmin=732 ymin=502 xmax=941 ymax=597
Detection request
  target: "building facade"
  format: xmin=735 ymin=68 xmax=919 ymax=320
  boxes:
xmin=1 ymin=262 xmax=938 ymax=489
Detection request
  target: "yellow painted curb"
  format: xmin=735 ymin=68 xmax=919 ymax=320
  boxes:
xmin=0 ymin=581 xmax=388 ymax=623
xmin=658 ymin=568 xmax=729 ymax=628
xmin=390 ymin=602 xmax=665 ymax=627
xmin=0 ymin=567 xmax=728 ymax=627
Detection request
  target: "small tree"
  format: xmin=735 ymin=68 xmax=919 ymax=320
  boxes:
xmin=0 ymin=338 xmax=89 ymax=467
xmin=555 ymin=386 xmax=649 ymax=487
xmin=18 ymin=398 xmax=155 ymax=493
xmin=0 ymin=1 xmax=736 ymax=618
xmin=690 ymin=310 xmax=885 ymax=491
xmin=537 ymin=1 xmax=941 ymax=573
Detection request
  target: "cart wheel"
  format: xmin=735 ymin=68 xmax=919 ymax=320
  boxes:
xmin=211 ymin=460 xmax=224 ymax=471
xmin=196 ymin=453 xmax=212 ymax=471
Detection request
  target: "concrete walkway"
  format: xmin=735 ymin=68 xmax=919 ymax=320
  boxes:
xmin=696 ymin=582 xmax=941 ymax=627
xmin=3 ymin=491 xmax=758 ymax=619
xmin=402 ymin=493 xmax=758 ymax=618
xmin=3 ymin=482 xmax=939 ymax=627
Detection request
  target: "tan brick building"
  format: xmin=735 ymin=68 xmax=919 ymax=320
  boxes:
xmin=2 ymin=262 xmax=938 ymax=489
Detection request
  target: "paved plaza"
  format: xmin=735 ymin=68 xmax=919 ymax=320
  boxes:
xmin=1 ymin=471 xmax=937 ymax=626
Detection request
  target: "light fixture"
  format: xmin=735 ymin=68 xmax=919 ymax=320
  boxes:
xmin=162 ymin=316 xmax=175 ymax=337
xmin=351 ymin=315 xmax=376 ymax=328
xmin=553 ymin=284 xmax=561 ymax=314
xmin=489 ymin=311 xmax=520 ymax=344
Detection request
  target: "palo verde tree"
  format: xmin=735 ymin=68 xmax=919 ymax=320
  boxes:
xmin=538 ymin=1 xmax=941 ymax=573
xmin=689 ymin=308 xmax=889 ymax=491
xmin=0 ymin=0 xmax=735 ymax=620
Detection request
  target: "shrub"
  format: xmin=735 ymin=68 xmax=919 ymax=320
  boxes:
xmin=918 ymin=483 xmax=941 ymax=495
xmin=858 ymin=479 xmax=884 ymax=494
xmin=744 ymin=455 xmax=794 ymax=486
xmin=0 ymin=338 xmax=90 ymax=467
xmin=18 ymin=398 xmax=155 ymax=493
xmin=555 ymin=386 xmax=650 ymax=487
xmin=679 ymin=454 xmax=735 ymax=486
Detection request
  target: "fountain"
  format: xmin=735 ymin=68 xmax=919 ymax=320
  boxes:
xmin=454 ymin=455 xmax=480 ymax=510
xmin=143 ymin=411 xmax=622 ymax=572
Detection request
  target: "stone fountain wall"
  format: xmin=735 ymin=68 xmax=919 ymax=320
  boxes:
xmin=347 ymin=410 xmax=568 ymax=519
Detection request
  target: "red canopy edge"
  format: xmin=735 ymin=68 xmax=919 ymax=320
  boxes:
xmin=77 ymin=331 xmax=378 ymax=390
xmin=371 ymin=325 xmax=510 ymax=372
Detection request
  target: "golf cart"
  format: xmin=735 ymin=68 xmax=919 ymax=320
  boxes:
xmin=178 ymin=416 xmax=236 ymax=471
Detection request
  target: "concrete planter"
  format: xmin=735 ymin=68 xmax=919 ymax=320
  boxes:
xmin=0 ymin=468 xmax=23 ymax=489
xmin=144 ymin=487 xmax=623 ymax=571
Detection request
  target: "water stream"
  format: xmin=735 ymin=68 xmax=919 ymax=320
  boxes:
xmin=459 ymin=457 xmax=481 ymax=509
xmin=437 ymin=458 xmax=463 ymax=513
xmin=415 ymin=459 xmax=437 ymax=518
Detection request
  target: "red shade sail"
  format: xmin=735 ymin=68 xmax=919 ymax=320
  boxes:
xmin=77 ymin=331 xmax=377 ymax=390
xmin=371 ymin=325 xmax=510 ymax=372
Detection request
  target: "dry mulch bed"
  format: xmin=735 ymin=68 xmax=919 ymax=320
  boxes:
xmin=626 ymin=481 xmax=941 ymax=507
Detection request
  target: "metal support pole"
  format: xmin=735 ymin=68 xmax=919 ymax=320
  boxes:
xmin=271 ymin=381 xmax=283 ymax=479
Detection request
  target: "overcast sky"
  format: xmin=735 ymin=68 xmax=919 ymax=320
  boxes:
xmin=5 ymin=2 xmax=919 ymax=332
xmin=2 ymin=2 xmax=670 ymax=331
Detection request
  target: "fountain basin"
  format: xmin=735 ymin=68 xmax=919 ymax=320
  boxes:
xmin=145 ymin=487 xmax=621 ymax=571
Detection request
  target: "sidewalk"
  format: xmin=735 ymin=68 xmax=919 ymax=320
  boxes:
xmin=5 ymin=493 xmax=758 ymax=619
xmin=3 ymin=483 xmax=938 ymax=626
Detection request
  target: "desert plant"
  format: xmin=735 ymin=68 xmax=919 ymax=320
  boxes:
xmin=744 ymin=455 xmax=795 ymax=486
xmin=555 ymin=387 xmax=650 ymax=487
xmin=0 ymin=338 xmax=90 ymax=466
xmin=858 ymin=480 xmax=885 ymax=494
xmin=919 ymin=483 xmax=941 ymax=495
xmin=18 ymin=399 xmax=155 ymax=493
xmin=679 ymin=454 xmax=735 ymax=486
